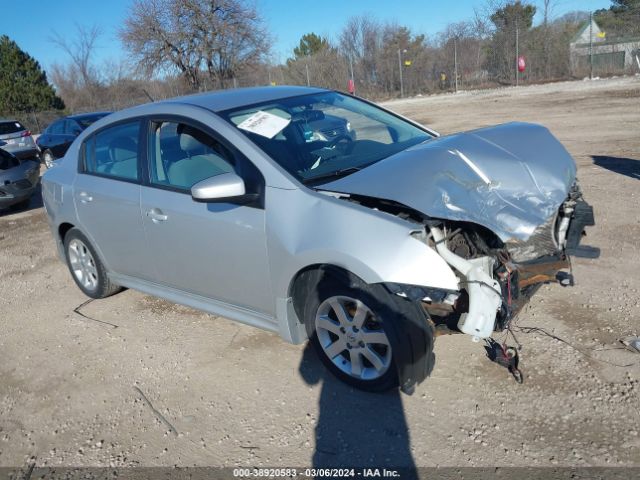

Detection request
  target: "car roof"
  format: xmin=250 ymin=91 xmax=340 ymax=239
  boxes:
xmin=165 ymin=85 xmax=329 ymax=112
xmin=66 ymin=111 xmax=112 ymax=120
xmin=0 ymin=118 xmax=21 ymax=124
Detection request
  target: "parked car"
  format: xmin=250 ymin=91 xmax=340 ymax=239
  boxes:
xmin=37 ymin=112 xmax=111 ymax=168
xmin=41 ymin=86 xmax=596 ymax=394
xmin=0 ymin=119 xmax=39 ymax=161
xmin=0 ymin=147 xmax=40 ymax=210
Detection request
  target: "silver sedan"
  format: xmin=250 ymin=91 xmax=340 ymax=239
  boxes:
xmin=42 ymin=86 xmax=596 ymax=393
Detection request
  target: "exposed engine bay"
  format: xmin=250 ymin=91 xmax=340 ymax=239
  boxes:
xmin=333 ymin=181 xmax=597 ymax=340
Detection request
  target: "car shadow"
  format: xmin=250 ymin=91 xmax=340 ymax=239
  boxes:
xmin=592 ymin=155 xmax=640 ymax=180
xmin=299 ymin=344 xmax=417 ymax=477
xmin=0 ymin=181 xmax=43 ymax=217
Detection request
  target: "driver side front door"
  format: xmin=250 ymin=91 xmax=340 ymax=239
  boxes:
xmin=139 ymin=118 xmax=274 ymax=317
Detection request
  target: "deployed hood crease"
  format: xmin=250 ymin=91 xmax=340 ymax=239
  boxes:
xmin=319 ymin=122 xmax=577 ymax=243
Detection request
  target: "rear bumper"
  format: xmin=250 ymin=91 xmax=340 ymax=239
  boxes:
xmin=4 ymin=146 xmax=39 ymax=160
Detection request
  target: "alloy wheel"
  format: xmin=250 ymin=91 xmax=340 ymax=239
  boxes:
xmin=315 ymin=295 xmax=392 ymax=381
xmin=43 ymin=151 xmax=54 ymax=169
xmin=67 ymin=239 xmax=98 ymax=292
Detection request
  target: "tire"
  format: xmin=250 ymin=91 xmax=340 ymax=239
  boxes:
xmin=63 ymin=228 xmax=121 ymax=299
xmin=303 ymin=268 xmax=435 ymax=393
xmin=42 ymin=150 xmax=55 ymax=169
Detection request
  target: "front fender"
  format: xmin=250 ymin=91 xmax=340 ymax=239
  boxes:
xmin=266 ymin=187 xmax=459 ymax=300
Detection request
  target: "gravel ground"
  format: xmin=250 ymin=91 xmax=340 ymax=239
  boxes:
xmin=1 ymin=76 xmax=639 ymax=473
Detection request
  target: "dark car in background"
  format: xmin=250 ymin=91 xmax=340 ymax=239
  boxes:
xmin=0 ymin=147 xmax=40 ymax=211
xmin=37 ymin=112 xmax=111 ymax=168
xmin=0 ymin=119 xmax=39 ymax=161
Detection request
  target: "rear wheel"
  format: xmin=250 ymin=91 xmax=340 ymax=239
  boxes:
xmin=63 ymin=228 xmax=121 ymax=299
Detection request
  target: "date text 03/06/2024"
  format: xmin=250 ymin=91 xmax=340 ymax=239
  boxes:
xmin=232 ymin=468 xmax=401 ymax=478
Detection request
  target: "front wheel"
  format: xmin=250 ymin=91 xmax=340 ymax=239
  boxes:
xmin=63 ymin=228 xmax=121 ymax=299
xmin=42 ymin=150 xmax=55 ymax=169
xmin=304 ymin=270 xmax=435 ymax=392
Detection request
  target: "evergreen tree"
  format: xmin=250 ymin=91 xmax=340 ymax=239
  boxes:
xmin=595 ymin=0 xmax=640 ymax=37
xmin=292 ymin=33 xmax=331 ymax=60
xmin=0 ymin=35 xmax=64 ymax=115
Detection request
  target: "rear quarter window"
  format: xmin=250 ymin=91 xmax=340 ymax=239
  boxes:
xmin=82 ymin=121 xmax=141 ymax=181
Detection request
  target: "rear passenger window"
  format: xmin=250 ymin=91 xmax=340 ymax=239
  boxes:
xmin=150 ymin=121 xmax=234 ymax=190
xmin=84 ymin=121 xmax=140 ymax=181
xmin=47 ymin=121 xmax=64 ymax=135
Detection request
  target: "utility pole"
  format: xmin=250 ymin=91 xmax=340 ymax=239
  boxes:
xmin=589 ymin=11 xmax=594 ymax=80
xmin=398 ymin=48 xmax=405 ymax=98
xmin=515 ymin=18 xmax=519 ymax=86
xmin=305 ymin=63 xmax=310 ymax=86
xmin=349 ymin=55 xmax=355 ymax=84
xmin=454 ymin=37 xmax=458 ymax=93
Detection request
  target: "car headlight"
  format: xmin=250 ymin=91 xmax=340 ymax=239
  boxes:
xmin=346 ymin=121 xmax=352 ymax=132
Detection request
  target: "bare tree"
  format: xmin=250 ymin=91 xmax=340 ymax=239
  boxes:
xmin=49 ymin=24 xmax=102 ymax=90
xmin=119 ymin=0 xmax=271 ymax=90
xmin=339 ymin=16 xmax=381 ymax=87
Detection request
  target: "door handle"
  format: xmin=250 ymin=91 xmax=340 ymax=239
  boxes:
xmin=78 ymin=191 xmax=93 ymax=203
xmin=146 ymin=208 xmax=168 ymax=223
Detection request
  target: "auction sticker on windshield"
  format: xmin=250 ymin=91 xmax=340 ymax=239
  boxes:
xmin=237 ymin=110 xmax=290 ymax=138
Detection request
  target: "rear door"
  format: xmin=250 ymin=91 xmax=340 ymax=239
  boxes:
xmin=73 ymin=119 xmax=153 ymax=279
xmin=139 ymin=117 xmax=273 ymax=315
xmin=58 ymin=120 xmax=79 ymax=155
xmin=40 ymin=120 xmax=65 ymax=157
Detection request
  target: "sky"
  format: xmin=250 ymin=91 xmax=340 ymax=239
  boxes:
xmin=1 ymin=0 xmax=612 ymax=71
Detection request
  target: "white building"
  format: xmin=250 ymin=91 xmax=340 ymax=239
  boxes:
xmin=570 ymin=18 xmax=640 ymax=73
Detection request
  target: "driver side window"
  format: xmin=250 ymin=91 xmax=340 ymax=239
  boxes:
xmin=149 ymin=121 xmax=234 ymax=190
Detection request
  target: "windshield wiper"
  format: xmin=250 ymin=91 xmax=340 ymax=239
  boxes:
xmin=302 ymin=166 xmax=362 ymax=185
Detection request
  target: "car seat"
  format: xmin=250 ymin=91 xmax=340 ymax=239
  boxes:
xmin=166 ymin=130 xmax=233 ymax=189
xmin=107 ymin=137 xmax=138 ymax=179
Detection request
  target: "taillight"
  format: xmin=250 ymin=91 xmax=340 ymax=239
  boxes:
xmin=21 ymin=130 xmax=31 ymax=137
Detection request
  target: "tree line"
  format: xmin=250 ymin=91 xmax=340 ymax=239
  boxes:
xmin=1 ymin=0 xmax=638 ymax=129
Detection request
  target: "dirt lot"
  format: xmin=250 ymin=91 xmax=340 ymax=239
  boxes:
xmin=1 ymin=77 xmax=639 ymax=472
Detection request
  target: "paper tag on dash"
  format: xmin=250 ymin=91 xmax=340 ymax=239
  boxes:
xmin=237 ymin=111 xmax=290 ymax=139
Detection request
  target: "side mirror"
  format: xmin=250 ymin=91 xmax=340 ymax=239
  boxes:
xmin=191 ymin=172 xmax=246 ymax=202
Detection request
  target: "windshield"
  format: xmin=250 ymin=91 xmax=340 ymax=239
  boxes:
xmin=220 ymin=91 xmax=432 ymax=185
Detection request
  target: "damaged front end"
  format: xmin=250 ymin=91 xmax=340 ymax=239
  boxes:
xmin=319 ymin=121 xmax=599 ymax=340
xmin=413 ymin=183 xmax=597 ymax=339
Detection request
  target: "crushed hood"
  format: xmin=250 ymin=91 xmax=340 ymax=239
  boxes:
xmin=320 ymin=122 xmax=576 ymax=242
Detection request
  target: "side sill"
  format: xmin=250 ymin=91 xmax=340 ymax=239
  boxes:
xmin=109 ymin=273 xmax=279 ymax=335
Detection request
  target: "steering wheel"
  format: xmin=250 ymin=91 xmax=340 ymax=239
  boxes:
xmin=326 ymin=133 xmax=354 ymax=149
xmin=304 ymin=134 xmax=355 ymax=172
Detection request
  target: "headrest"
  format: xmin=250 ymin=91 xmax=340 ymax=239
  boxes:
xmin=179 ymin=131 xmax=201 ymax=152
xmin=109 ymin=137 xmax=137 ymax=162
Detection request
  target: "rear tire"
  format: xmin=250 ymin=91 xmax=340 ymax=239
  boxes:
xmin=63 ymin=228 xmax=121 ymax=299
xmin=303 ymin=268 xmax=435 ymax=393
